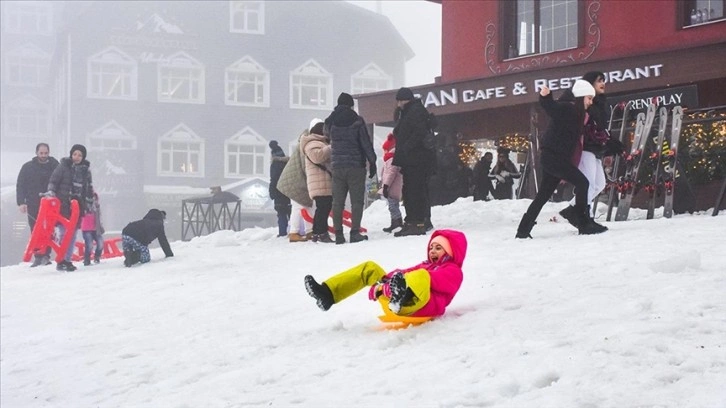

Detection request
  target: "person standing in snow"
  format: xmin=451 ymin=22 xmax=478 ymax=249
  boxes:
xmin=472 ymin=151 xmax=494 ymax=201
xmin=304 ymin=229 xmax=467 ymax=317
xmin=380 ymin=132 xmax=403 ymax=233
xmin=516 ymin=80 xmax=608 ymax=238
xmin=16 ymin=142 xmax=59 ymax=267
xmin=121 ymin=209 xmax=174 ymax=267
xmin=301 ymin=119 xmax=334 ymax=243
xmin=80 ymin=192 xmax=105 ymax=266
xmin=490 ymin=149 xmax=521 ymax=200
xmin=269 ymin=140 xmax=291 ymax=237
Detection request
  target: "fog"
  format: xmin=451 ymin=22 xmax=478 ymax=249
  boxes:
xmin=0 ymin=0 xmax=441 ymax=266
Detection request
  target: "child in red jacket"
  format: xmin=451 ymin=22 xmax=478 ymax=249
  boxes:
xmin=305 ymin=229 xmax=467 ymax=317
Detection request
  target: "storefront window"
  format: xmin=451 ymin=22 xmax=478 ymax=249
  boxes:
xmin=502 ymin=0 xmax=579 ymax=58
xmin=682 ymin=0 xmax=725 ymax=26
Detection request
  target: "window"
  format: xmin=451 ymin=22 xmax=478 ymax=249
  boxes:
xmin=158 ymin=124 xmax=205 ymax=177
xmin=502 ymin=0 xmax=579 ymax=58
xmin=682 ymin=0 xmax=725 ymax=26
xmin=87 ymin=47 xmax=138 ymax=100
xmin=290 ymin=59 xmax=333 ymax=110
xmin=87 ymin=120 xmax=137 ymax=150
xmin=4 ymin=44 xmax=50 ymax=86
xmin=158 ymin=51 xmax=205 ymax=104
xmin=3 ymin=1 xmax=52 ymax=35
xmin=351 ymin=63 xmax=392 ymax=95
xmin=225 ymin=127 xmax=267 ymax=178
xmin=230 ymin=1 xmax=265 ymax=34
xmin=225 ymin=56 xmax=269 ymax=107
xmin=3 ymin=95 xmax=49 ymax=139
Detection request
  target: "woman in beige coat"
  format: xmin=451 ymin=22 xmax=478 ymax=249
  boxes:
xmin=300 ymin=120 xmax=334 ymax=243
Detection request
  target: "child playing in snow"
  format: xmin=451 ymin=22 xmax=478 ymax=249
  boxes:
xmin=380 ymin=133 xmax=403 ymax=233
xmin=121 ymin=209 xmax=174 ymax=267
xmin=80 ymin=192 xmax=105 ymax=266
xmin=304 ymin=229 xmax=467 ymax=316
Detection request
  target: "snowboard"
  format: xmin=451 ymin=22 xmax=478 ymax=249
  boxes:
xmin=23 ymin=197 xmax=80 ymax=263
xmin=662 ymin=106 xmax=683 ymax=218
xmin=605 ymin=101 xmax=633 ymax=221
xmin=645 ymin=107 xmax=669 ymax=219
xmin=614 ymin=103 xmax=656 ymax=221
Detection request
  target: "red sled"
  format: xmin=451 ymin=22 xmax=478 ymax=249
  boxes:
xmin=70 ymin=237 xmax=124 ymax=262
xmin=23 ymin=197 xmax=80 ymax=264
xmin=300 ymin=208 xmax=367 ymax=234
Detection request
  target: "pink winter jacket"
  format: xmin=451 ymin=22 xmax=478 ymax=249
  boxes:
xmin=300 ymin=131 xmax=332 ymax=199
xmin=380 ymin=156 xmax=403 ymax=201
xmin=386 ymin=229 xmax=467 ymax=317
xmin=81 ymin=212 xmax=96 ymax=231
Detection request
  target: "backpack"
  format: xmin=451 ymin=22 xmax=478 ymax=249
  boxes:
xmin=422 ymin=112 xmax=438 ymax=150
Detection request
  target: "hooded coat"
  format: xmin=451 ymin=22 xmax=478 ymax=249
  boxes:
xmin=385 ymin=229 xmax=467 ymax=317
xmin=392 ymin=98 xmax=435 ymax=169
xmin=324 ymin=105 xmax=377 ymax=170
xmin=122 ymin=209 xmax=174 ymax=257
xmin=300 ymin=130 xmax=332 ymax=199
xmin=539 ymin=93 xmax=583 ymax=161
xmin=16 ymin=156 xmax=59 ymax=213
xmin=48 ymin=157 xmax=93 ymax=218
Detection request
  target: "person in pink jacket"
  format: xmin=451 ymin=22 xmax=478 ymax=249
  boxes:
xmin=380 ymin=132 xmax=404 ymax=233
xmin=304 ymin=229 xmax=467 ymax=317
xmin=80 ymin=192 xmax=105 ymax=266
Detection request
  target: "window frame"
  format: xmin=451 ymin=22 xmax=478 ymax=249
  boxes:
xmin=351 ymin=63 xmax=393 ymax=95
xmin=3 ymin=94 xmax=49 ymax=139
xmin=2 ymin=1 xmax=53 ymax=35
xmin=87 ymin=46 xmax=138 ymax=100
xmin=679 ymin=0 xmax=725 ymax=27
xmin=224 ymin=126 xmax=267 ymax=178
xmin=157 ymin=123 xmax=205 ymax=178
xmin=224 ymin=56 xmax=270 ymax=107
xmin=157 ymin=51 xmax=206 ymax=104
xmin=4 ymin=43 xmax=50 ymax=87
xmin=289 ymin=59 xmax=333 ymax=110
xmin=500 ymin=0 xmax=582 ymax=60
xmin=86 ymin=120 xmax=137 ymax=151
xmin=229 ymin=1 xmax=265 ymax=34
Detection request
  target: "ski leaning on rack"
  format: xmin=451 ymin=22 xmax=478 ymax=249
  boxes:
xmin=605 ymin=101 xmax=632 ymax=221
xmin=645 ymin=107 xmax=669 ymax=219
xmin=614 ymin=103 xmax=656 ymax=221
xmin=662 ymin=106 xmax=683 ymax=218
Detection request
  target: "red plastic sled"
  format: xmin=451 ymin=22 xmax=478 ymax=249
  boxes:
xmin=23 ymin=197 xmax=80 ymax=263
xmin=300 ymin=208 xmax=367 ymax=234
xmin=70 ymin=237 xmax=124 ymax=262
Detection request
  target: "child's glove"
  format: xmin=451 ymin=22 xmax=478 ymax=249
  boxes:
xmin=367 ymin=280 xmax=392 ymax=301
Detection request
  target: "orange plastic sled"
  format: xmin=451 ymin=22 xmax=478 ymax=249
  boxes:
xmin=377 ymin=297 xmax=432 ymax=330
xmin=300 ymin=208 xmax=367 ymax=234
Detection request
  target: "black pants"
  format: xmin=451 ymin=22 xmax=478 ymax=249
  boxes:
xmin=524 ymin=151 xmax=589 ymax=220
xmin=402 ymin=165 xmax=431 ymax=224
xmin=313 ymin=195 xmax=333 ymax=234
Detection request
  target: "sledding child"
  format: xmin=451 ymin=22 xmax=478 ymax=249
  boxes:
xmin=304 ymin=229 xmax=467 ymax=317
xmin=80 ymin=192 xmax=105 ymax=265
xmin=121 ymin=209 xmax=174 ymax=267
xmin=380 ymin=133 xmax=403 ymax=233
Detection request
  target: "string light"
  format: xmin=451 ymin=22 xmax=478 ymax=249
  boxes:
xmin=681 ymin=111 xmax=726 ymax=184
xmin=497 ymin=133 xmax=530 ymax=153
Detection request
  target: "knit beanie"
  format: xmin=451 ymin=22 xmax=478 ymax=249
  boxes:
xmin=571 ymin=79 xmax=596 ymax=98
xmin=382 ymin=133 xmax=396 ymax=152
xmin=70 ymin=144 xmax=87 ymax=160
xmin=429 ymin=235 xmax=453 ymax=258
xmin=395 ymin=87 xmax=414 ymax=101
xmin=337 ymin=92 xmax=354 ymax=107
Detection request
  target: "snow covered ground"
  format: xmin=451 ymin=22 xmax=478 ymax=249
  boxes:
xmin=2 ymin=198 xmax=725 ymax=408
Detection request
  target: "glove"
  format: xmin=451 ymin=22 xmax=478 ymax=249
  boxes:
xmin=368 ymin=164 xmax=377 ymax=179
xmin=495 ymin=175 xmax=505 ymax=183
xmin=382 ymin=185 xmax=390 ymax=199
xmin=501 ymin=171 xmax=510 ymax=177
xmin=41 ymin=191 xmax=55 ymax=198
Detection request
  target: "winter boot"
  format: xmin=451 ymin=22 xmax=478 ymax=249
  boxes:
xmin=124 ymin=250 xmax=140 ymax=267
xmin=304 ymin=275 xmax=334 ymax=311
xmin=56 ymin=260 xmax=76 ymax=272
xmin=334 ymin=230 xmax=346 ymax=245
xmin=515 ymin=213 xmax=537 ymax=239
xmin=424 ymin=218 xmax=434 ymax=232
xmin=558 ymin=205 xmax=578 ymax=228
xmin=388 ymin=272 xmax=414 ymax=313
xmin=30 ymin=254 xmax=43 ymax=267
xmin=382 ymin=218 xmax=403 ymax=233
xmin=576 ymin=205 xmax=608 ymax=235
xmin=316 ymin=233 xmax=334 ymax=243
xmin=349 ymin=229 xmax=368 ymax=243
xmin=288 ymin=232 xmax=307 ymax=243
xmin=394 ymin=223 xmax=426 ymax=237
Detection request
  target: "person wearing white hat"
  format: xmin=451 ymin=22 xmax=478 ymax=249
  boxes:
xmin=516 ymin=80 xmax=608 ymax=238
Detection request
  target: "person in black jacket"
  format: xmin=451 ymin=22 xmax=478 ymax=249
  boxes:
xmin=324 ymin=92 xmax=377 ymax=244
xmin=269 ymin=140 xmax=291 ymax=237
xmin=392 ymin=87 xmax=437 ymax=237
xmin=121 ymin=209 xmax=174 ymax=267
xmin=16 ymin=143 xmax=59 ymax=266
xmin=472 ymin=152 xmax=494 ymax=201
xmin=558 ymin=71 xmax=625 ymax=225
xmin=47 ymin=144 xmax=94 ymax=271
xmin=516 ymin=80 xmax=608 ymax=238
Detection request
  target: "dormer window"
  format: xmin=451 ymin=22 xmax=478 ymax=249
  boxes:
xmin=87 ymin=47 xmax=138 ymax=100
xmin=230 ymin=1 xmax=265 ymax=34
xmin=290 ymin=59 xmax=333 ymax=110
xmin=157 ymin=51 xmax=205 ymax=104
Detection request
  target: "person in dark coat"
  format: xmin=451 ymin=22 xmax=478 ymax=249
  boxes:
xmin=269 ymin=140 xmax=291 ymax=237
xmin=324 ymin=92 xmax=377 ymax=244
xmin=47 ymin=144 xmax=94 ymax=271
xmin=472 ymin=152 xmax=494 ymax=201
xmin=121 ymin=209 xmax=174 ymax=267
xmin=16 ymin=142 xmax=59 ymax=266
xmin=490 ymin=149 xmax=521 ymax=200
xmin=392 ymin=87 xmax=436 ymax=237
xmin=516 ymin=80 xmax=608 ymax=238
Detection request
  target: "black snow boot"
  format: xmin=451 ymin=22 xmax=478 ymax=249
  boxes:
xmin=388 ymin=272 xmax=414 ymax=313
xmin=349 ymin=229 xmax=368 ymax=243
xmin=382 ymin=218 xmax=403 ymax=233
xmin=334 ymin=230 xmax=346 ymax=245
xmin=576 ymin=205 xmax=608 ymax=235
xmin=558 ymin=205 xmax=578 ymax=228
xmin=394 ymin=222 xmax=426 ymax=237
xmin=124 ymin=250 xmax=140 ymax=267
xmin=304 ymin=275 xmax=334 ymax=311
xmin=515 ymin=213 xmax=537 ymax=239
